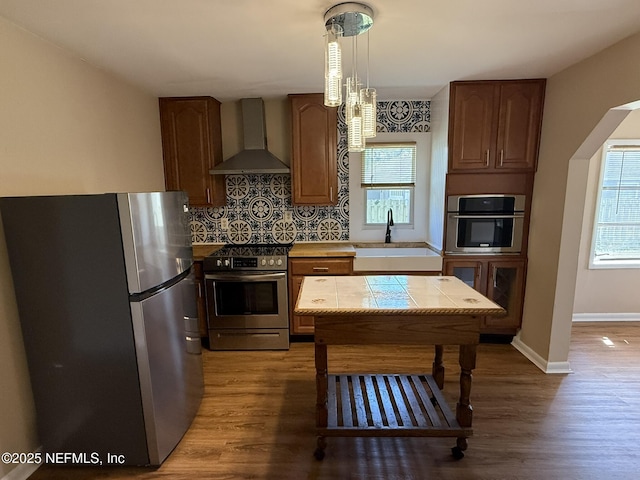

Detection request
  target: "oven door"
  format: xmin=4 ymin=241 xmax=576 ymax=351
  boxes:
xmin=204 ymin=272 xmax=289 ymax=329
xmin=446 ymin=213 xmax=524 ymax=254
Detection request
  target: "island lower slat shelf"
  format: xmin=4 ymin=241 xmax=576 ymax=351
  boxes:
xmin=321 ymin=373 xmax=472 ymax=438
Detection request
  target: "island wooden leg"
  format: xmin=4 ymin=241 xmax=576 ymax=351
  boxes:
xmin=453 ymin=343 xmax=477 ymax=459
xmin=314 ymin=342 xmax=328 ymax=460
xmin=432 ymin=345 xmax=445 ymax=389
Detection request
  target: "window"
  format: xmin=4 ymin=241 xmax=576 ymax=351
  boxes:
xmin=361 ymin=142 xmax=416 ymax=225
xmin=590 ymin=141 xmax=640 ymax=268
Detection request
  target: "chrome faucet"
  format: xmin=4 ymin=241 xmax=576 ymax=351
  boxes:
xmin=385 ymin=208 xmax=394 ymax=243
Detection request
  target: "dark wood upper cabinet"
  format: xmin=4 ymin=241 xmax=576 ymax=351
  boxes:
xmin=449 ymin=80 xmax=545 ymax=173
xmin=289 ymin=94 xmax=338 ymax=205
xmin=159 ymin=96 xmax=225 ymax=207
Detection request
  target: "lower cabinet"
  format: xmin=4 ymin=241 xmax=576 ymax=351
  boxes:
xmin=193 ymin=261 xmax=208 ymax=338
xmin=442 ymin=257 xmax=526 ymax=334
xmin=288 ymin=257 xmax=353 ymax=335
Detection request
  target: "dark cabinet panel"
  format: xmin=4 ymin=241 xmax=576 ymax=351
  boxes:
xmin=443 ymin=257 xmax=526 ymax=335
xmin=160 ymin=96 xmax=225 ymax=207
xmin=289 ymin=94 xmax=338 ymax=205
xmin=449 ymin=80 xmax=545 ymax=173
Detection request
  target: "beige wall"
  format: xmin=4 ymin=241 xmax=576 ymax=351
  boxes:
xmin=519 ymin=31 xmax=640 ymax=365
xmin=573 ymin=109 xmax=640 ymax=314
xmin=0 ymin=17 xmax=164 ymax=477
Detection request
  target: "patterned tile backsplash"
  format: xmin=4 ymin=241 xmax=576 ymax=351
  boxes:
xmin=190 ymin=100 xmax=430 ymax=245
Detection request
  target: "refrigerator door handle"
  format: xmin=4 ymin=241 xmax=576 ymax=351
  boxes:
xmin=185 ymin=336 xmax=202 ymax=355
xmin=184 ymin=316 xmax=200 ymax=334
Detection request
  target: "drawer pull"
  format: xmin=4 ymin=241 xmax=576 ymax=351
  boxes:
xmin=312 ymin=267 xmax=330 ymax=272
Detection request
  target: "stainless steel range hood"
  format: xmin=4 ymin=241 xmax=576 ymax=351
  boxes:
xmin=209 ymin=98 xmax=290 ymax=175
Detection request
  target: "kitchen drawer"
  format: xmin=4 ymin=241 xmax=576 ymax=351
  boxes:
xmin=290 ymin=258 xmax=353 ymax=276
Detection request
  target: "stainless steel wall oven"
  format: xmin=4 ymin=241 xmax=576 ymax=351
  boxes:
xmin=203 ymin=244 xmax=290 ymax=350
xmin=446 ymin=194 xmax=526 ymax=254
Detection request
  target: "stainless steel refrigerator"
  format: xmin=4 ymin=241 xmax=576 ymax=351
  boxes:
xmin=0 ymin=192 xmax=203 ymax=466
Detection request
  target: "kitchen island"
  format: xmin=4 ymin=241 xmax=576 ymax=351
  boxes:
xmin=294 ymin=275 xmax=504 ymax=460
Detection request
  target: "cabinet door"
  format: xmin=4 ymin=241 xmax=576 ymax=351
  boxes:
xmin=288 ymin=257 xmax=353 ymax=335
xmin=289 ymin=275 xmax=315 ymax=335
xmin=484 ymin=259 xmax=526 ymax=332
xmin=159 ymin=97 xmax=225 ymax=207
xmin=289 ymin=94 xmax=338 ymax=205
xmin=443 ymin=259 xmax=485 ymax=293
xmin=449 ymin=83 xmax=497 ymax=171
xmin=495 ymin=81 xmax=545 ymax=171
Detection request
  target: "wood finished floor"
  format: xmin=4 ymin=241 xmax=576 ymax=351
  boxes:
xmin=30 ymin=322 xmax=640 ymax=479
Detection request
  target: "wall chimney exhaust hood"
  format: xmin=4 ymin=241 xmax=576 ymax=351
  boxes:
xmin=209 ymin=98 xmax=290 ymax=175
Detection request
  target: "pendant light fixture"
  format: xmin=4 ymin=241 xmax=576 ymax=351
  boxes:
xmin=323 ymin=2 xmax=376 ymax=152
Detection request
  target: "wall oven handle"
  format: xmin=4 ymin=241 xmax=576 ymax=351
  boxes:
xmin=205 ymin=272 xmax=286 ymax=282
xmin=449 ymin=214 xmax=524 ymax=219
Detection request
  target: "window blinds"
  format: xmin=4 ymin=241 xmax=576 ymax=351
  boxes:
xmin=361 ymin=143 xmax=416 ymax=187
xmin=594 ymin=146 xmax=640 ymax=259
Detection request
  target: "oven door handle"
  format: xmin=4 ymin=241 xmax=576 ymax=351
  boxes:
xmin=205 ymin=272 xmax=287 ymax=282
xmin=449 ymin=213 xmax=524 ymax=219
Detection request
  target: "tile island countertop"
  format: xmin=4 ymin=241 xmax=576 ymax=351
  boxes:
xmin=294 ymin=275 xmax=504 ymax=316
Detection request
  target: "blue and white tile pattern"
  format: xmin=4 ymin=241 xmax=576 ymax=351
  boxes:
xmin=190 ymin=100 xmax=430 ymax=244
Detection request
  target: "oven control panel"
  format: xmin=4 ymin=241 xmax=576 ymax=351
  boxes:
xmin=203 ymin=244 xmax=291 ymax=272
xmin=204 ymin=255 xmax=287 ymax=271
xmin=233 ymin=257 xmax=258 ymax=268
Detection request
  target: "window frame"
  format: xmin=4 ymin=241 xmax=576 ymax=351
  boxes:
xmin=348 ymin=131 xmax=429 ymax=243
xmin=589 ymin=139 xmax=640 ymax=269
xmin=361 ymin=142 xmax=416 ymax=227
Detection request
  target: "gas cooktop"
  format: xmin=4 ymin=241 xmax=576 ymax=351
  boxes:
xmin=203 ymin=243 xmax=292 ymax=271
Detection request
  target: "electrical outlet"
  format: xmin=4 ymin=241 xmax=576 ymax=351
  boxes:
xmin=220 ymin=218 xmax=229 ymax=230
xmin=284 ymin=211 xmax=293 ymax=222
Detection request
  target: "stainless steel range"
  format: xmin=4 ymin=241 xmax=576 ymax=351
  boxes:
xmin=203 ymin=244 xmax=291 ymax=350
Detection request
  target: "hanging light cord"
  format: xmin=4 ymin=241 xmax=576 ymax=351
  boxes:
xmin=366 ymin=29 xmax=370 ymax=89
xmin=352 ymin=32 xmax=358 ymax=82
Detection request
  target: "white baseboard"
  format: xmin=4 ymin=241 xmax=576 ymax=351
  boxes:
xmin=572 ymin=313 xmax=640 ymax=322
xmin=511 ymin=332 xmax=573 ymax=374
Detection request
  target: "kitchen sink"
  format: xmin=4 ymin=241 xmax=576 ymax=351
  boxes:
xmin=353 ymin=245 xmax=442 ymax=272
